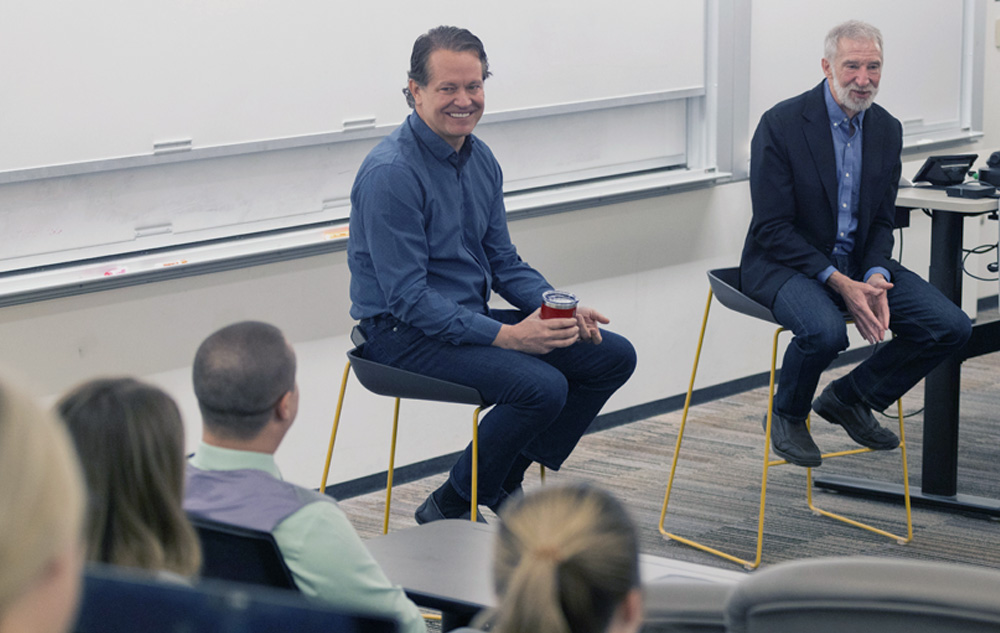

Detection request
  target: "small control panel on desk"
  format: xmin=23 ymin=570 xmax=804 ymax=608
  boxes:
xmin=946 ymin=182 xmax=998 ymax=199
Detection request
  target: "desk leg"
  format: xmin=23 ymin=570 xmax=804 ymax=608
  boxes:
xmin=922 ymin=211 xmax=964 ymax=497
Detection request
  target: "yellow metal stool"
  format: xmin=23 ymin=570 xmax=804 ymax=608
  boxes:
xmin=320 ymin=326 xmax=486 ymax=534
xmin=659 ymin=268 xmax=913 ymax=570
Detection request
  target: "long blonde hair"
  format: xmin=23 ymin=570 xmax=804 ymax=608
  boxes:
xmin=0 ymin=377 xmax=86 ymax=615
xmin=58 ymin=377 xmax=201 ymax=577
xmin=488 ymin=484 xmax=640 ymax=633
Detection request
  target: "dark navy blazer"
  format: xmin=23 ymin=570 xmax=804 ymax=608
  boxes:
xmin=739 ymin=81 xmax=903 ymax=308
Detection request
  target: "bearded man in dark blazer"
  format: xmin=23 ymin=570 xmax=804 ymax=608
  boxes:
xmin=740 ymin=20 xmax=971 ymax=467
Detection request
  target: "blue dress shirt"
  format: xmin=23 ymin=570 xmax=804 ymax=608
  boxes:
xmin=348 ymin=112 xmax=552 ymax=346
xmin=818 ymin=86 xmax=890 ymax=284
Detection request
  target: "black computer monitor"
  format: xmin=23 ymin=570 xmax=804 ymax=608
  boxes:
xmin=74 ymin=564 xmax=398 ymax=633
xmin=912 ymin=154 xmax=977 ymax=187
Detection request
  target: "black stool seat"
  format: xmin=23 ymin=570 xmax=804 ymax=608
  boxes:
xmin=347 ymin=348 xmax=483 ymax=406
xmin=707 ymin=267 xmax=778 ymax=325
xmin=320 ymin=325 xmax=487 ymax=532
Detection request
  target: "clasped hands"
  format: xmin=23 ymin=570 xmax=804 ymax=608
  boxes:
xmin=831 ymin=272 xmax=893 ymax=344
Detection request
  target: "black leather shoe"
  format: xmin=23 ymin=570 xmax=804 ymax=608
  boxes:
xmin=812 ymin=383 xmax=899 ymax=450
xmin=763 ymin=412 xmax=822 ymax=467
xmin=414 ymin=493 xmax=488 ymax=525
xmin=488 ymin=485 xmax=523 ymax=516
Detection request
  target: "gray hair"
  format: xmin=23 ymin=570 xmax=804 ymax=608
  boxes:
xmin=824 ymin=20 xmax=883 ymax=63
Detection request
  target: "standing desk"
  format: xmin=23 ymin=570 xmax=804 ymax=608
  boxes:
xmin=813 ymin=187 xmax=1000 ymax=515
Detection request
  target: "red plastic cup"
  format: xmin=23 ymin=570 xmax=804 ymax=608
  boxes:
xmin=540 ymin=290 xmax=578 ymax=319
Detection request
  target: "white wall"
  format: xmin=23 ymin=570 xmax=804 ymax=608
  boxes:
xmin=971 ymin=0 xmax=1000 ymax=299
xmin=2 ymin=5 xmax=998 ymax=490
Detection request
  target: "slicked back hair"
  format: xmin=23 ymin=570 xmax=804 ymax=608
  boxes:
xmin=403 ymin=25 xmax=491 ymax=108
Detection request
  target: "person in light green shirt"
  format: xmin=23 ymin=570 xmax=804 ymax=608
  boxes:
xmin=184 ymin=321 xmax=425 ymax=633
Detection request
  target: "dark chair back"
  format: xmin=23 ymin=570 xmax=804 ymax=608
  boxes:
xmin=74 ymin=563 xmax=397 ymax=633
xmin=707 ymin=267 xmax=778 ymax=325
xmin=708 ymin=267 xmax=852 ymax=326
xmin=189 ymin=514 xmax=298 ymax=590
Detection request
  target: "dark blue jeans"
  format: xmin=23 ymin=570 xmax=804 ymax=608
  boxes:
xmin=771 ymin=267 xmax=971 ymax=422
xmin=359 ymin=311 xmax=637 ymax=507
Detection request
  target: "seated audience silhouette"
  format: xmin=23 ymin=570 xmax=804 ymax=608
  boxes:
xmin=58 ymin=377 xmax=202 ymax=579
xmin=183 ymin=320 xmax=425 ymax=633
xmin=478 ymin=483 xmax=643 ymax=633
xmin=0 ymin=374 xmax=87 ymax=633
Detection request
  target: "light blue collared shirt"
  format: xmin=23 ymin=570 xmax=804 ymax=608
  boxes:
xmin=818 ymin=84 xmax=889 ymax=284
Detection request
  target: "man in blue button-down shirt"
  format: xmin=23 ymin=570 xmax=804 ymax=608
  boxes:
xmin=739 ymin=20 xmax=970 ymax=467
xmin=348 ymin=26 xmax=636 ymax=522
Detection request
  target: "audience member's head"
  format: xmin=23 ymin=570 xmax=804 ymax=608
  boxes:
xmin=192 ymin=321 xmax=298 ymax=450
xmin=57 ymin=377 xmax=201 ymax=578
xmin=487 ymin=483 xmax=643 ymax=633
xmin=0 ymin=376 xmax=86 ymax=633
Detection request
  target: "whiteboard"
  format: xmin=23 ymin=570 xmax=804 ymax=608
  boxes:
xmin=0 ymin=0 xmax=707 ymax=274
xmin=749 ymin=0 xmax=967 ymax=137
xmin=0 ymin=1 xmax=984 ymax=278
xmin=1 ymin=0 xmax=704 ymax=173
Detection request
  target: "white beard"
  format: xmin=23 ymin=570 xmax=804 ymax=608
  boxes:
xmin=833 ymin=76 xmax=878 ymax=113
